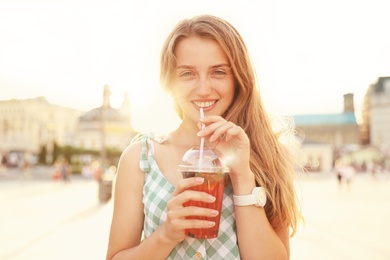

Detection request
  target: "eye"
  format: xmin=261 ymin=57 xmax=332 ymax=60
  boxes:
xmin=180 ymin=71 xmax=195 ymax=77
xmin=176 ymin=70 xmax=197 ymax=81
xmin=211 ymin=68 xmax=230 ymax=78
xmin=213 ymin=69 xmax=227 ymax=75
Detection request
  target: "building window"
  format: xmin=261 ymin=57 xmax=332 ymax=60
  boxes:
xmin=384 ymin=79 xmax=390 ymax=93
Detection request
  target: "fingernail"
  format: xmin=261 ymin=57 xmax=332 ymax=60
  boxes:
xmin=197 ymin=130 xmax=203 ymax=136
xmin=195 ymin=177 xmax=204 ymax=183
xmin=209 ymin=135 xmax=215 ymax=142
xmin=209 ymin=221 xmax=216 ymax=227
xmin=211 ymin=210 xmax=219 ymax=216
xmin=208 ymin=195 xmax=216 ymax=202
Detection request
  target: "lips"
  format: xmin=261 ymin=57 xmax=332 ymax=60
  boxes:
xmin=193 ymin=101 xmax=216 ymax=108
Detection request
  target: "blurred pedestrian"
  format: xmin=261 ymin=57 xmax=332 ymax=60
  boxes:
xmin=55 ymin=157 xmax=71 ymax=184
xmin=343 ymin=165 xmax=355 ymax=187
xmin=334 ymin=159 xmax=343 ymax=186
xmin=335 ymin=160 xmax=355 ymax=188
xmin=19 ymin=159 xmax=32 ymax=180
xmin=91 ymin=160 xmax=103 ymax=182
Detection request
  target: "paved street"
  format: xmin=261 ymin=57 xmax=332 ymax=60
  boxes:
xmin=291 ymin=171 xmax=390 ymax=260
xmin=1 ymin=167 xmax=389 ymax=260
xmin=0 ymin=167 xmax=113 ymax=260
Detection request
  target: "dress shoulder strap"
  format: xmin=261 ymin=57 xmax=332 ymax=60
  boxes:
xmin=131 ymin=132 xmax=170 ymax=173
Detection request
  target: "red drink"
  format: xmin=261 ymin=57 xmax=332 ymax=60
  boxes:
xmin=179 ymin=147 xmax=229 ymax=239
xmin=181 ymin=170 xmax=226 ymax=239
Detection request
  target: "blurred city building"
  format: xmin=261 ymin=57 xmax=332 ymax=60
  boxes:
xmin=74 ymin=84 xmax=136 ymax=152
xmin=0 ymin=97 xmax=82 ymax=166
xmin=361 ymin=76 xmax=390 ymax=149
xmin=360 ymin=76 xmax=390 ymax=169
xmin=74 ymin=85 xmax=137 ymax=171
xmin=0 ymin=85 xmax=136 ymax=168
xmin=294 ymin=76 xmax=390 ymax=173
xmin=294 ymin=93 xmax=360 ymax=172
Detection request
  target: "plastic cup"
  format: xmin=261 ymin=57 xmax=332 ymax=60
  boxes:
xmin=178 ymin=147 xmax=229 ymax=239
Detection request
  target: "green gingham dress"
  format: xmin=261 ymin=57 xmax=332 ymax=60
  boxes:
xmin=134 ymin=133 xmax=240 ymax=260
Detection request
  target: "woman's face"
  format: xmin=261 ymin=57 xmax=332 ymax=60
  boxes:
xmin=172 ymin=36 xmax=235 ymax=123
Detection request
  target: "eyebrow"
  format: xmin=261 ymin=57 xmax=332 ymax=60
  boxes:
xmin=176 ymin=65 xmax=194 ymax=70
xmin=175 ymin=63 xmax=231 ymax=70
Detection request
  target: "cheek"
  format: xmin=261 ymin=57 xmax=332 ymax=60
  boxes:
xmin=173 ymin=89 xmax=187 ymax=102
xmin=172 ymin=87 xmax=190 ymax=108
xmin=222 ymin=81 xmax=236 ymax=103
xmin=172 ymin=82 xmax=195 ymax=99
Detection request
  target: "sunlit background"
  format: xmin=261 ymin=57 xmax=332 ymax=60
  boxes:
xmin=1 ymin=0 xmax=389 ymax=131
xmin=1 ymin=0 xmax=390 ymax=259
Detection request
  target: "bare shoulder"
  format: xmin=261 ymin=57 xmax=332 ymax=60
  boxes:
xmin=114 ymin=141 xmax=144 ymax=192
xmin=107 ymin=142 xmax=145 ymax=259
xmin=120 ymin=141 xmax=142 ymax=163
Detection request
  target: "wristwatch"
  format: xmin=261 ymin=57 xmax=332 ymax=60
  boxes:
xmin=233 ymin=187 xmax=267 ymax=207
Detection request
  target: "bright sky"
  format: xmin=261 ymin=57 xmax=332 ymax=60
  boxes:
xmin=1 ymin=0 xmax=389 ymax=132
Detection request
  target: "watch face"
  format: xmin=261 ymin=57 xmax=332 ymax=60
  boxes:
xmin=257 ymin=187 xmax=266 ymax=206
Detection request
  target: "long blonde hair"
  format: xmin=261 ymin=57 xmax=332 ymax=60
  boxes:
xmin=160 ymin=14 xmax=302 ymax=236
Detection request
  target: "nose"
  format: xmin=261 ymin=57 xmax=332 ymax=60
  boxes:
xmin=196 ymin=75 xmax=212 ymax=96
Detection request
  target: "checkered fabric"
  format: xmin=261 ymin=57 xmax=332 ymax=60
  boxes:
xmin=134 ymin=133 xmax=240 ymax=260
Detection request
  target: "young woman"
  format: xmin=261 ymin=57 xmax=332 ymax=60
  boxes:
xmin=106 ymin=14 xmax=302 ymax=260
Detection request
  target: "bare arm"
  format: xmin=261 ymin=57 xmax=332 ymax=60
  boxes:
xmin=199 ymin=116 xmax=290 ymax=259
xmin=231 ymin=173 xmax=290 ymax=260
xmin=106 ymin=143 xmax=177 ymax=260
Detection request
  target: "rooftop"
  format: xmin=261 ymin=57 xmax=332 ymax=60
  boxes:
xmin=79 ymin=106 xmax=129 ymax=122
xmin=293 ymin=112 xmax=357 ymax=126
xmin=371 ymin=76 xmax=390 ymax=93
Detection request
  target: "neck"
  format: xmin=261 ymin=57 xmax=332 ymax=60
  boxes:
xmin=169 ymin=121 xmax=202 ymax=148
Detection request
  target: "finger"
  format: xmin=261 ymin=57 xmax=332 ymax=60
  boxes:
xmin=171 ymin=205 xmax=219 ymax=220
xmin=224 ymin=125 xmax=244 ymax=141
xmin=168 ymin=217 xmax=216 ymax=232
xmin=183 ymin=218 xmax=216 ymax=229
xmin=167 ymin=206 xmax=218 ymax=232
xmin=197 ymin=116 xmax=228 ymax=136
xmin=171 ymin=177 xmax=204 ymax=197
xmin=207 ymin=121 xmax=236 ymax=142
xmin=172 ymin=189 xmax=216 ymax=206
xmin=199 ymin=115 xmax=224 ymax=124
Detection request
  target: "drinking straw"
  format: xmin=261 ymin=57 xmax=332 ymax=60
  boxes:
xmin=199 ymin=108 xmax=205 ymax=166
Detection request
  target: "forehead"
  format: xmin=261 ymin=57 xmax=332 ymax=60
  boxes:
xmin=174 ymin=36 xmax=229 ymax=67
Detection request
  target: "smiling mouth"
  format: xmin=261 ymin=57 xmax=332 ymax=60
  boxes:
xmin=193 ymin=101 xmax=216 ymax=108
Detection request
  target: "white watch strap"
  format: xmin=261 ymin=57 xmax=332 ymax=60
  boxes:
xmin=233 ymin=194 xmax=256 ymax=206
xmin=233 ymin=191 xmax=257 ymax=206
xmin=233 ymin=187 xmax=266 ymax=207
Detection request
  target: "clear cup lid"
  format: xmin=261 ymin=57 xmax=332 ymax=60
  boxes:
xmin=178 ymin=147 xmax=229 ymax=173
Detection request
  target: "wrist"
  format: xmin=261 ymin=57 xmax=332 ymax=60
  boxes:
xmin=230 ymin=170 xmax=256 ymax=195
xmin=158 ymin=225 xmax=184 ymax=246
